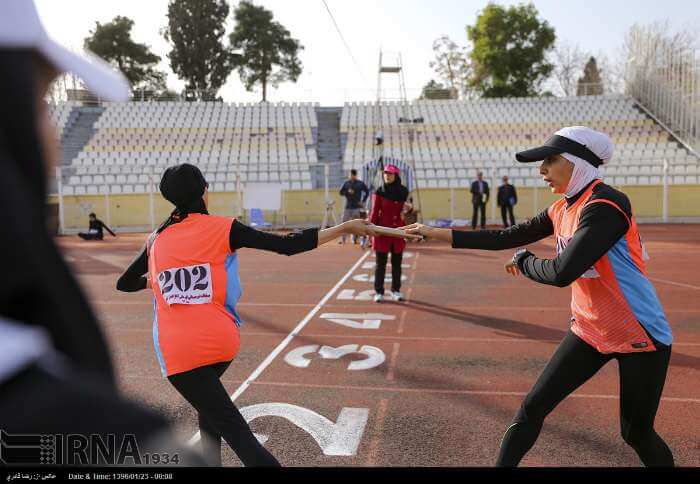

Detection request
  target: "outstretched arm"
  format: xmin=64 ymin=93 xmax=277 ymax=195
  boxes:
xmin=513 ymin=202 xmax=629 ymax=287
xmin=402 ymin=209 xmax=554 ymax=250
xmin=116 ymin=247 xmax=149 ymax=292
xmin=101 ymin=220 xmax=116 ymax=237
xmin=230 ymin=219 xmax=375 ymax=255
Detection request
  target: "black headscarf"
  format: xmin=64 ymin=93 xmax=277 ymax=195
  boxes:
xmin=0 ymin=49 xmax=114 ymax=381
xmin=376 ymin=173 xmax=409 ymax=203
xmin=154 ymin=163 xmax=208 ymax=235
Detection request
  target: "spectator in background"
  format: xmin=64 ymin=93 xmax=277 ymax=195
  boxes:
xmin=79 ymin=212 xmax=116 ymax=240
xmin=470 ymin=171 xmax=489 ymax=230
xmin=497 ymin=176 xmax=518 ymax=227
xmin=370 ymin=165 xmax=410 ymax=302
xmin=339 ymin=169 xmax=369 ymax=245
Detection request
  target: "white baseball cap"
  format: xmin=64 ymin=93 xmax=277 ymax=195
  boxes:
xmin=0 ymin=0 xmax=130 ymax=102
xmin=515 ymin=126 xmax=614 ymax=167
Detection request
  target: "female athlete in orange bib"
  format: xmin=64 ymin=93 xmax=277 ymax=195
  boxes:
xmin=403 ymin=127 xmax=674 ymax=467
xmin=117 ymin=163 xmax=374 ymax=466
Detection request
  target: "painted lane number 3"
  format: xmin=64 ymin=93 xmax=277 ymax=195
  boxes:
xmin=158 ymin=263 xmax=212 ymax=305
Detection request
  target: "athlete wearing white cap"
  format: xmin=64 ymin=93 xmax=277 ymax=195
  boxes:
xmin=403 ymin=126 xmax=674 ymax=467
xmin=0 ymin=0 xmax=130 ymax=102
xmin=0 ymin=1 xmax=205 ymax=466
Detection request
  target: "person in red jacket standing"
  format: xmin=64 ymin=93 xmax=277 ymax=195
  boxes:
xmin=369 ymin=164 xmax=412 ymax=302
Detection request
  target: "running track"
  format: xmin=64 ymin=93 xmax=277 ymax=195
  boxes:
xmin=57 ymin=224 xmax=700 ymax=466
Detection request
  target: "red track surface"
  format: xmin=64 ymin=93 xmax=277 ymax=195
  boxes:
xmin=56 ymin=224 xmax=700 ymax=467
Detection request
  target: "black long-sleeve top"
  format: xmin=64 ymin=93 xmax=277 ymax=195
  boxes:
xmin=91 ymin=218 xmax=115 ymax=237
xmin=451 ymin=180 xmax=631 ymax=288
xmin=116 ymin=220 xmax=319 ymax=292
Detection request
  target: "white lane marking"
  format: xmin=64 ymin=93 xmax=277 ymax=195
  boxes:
xmin=188 ymin=250 xmax=370 ymax=445
xmin=649 ymin=277 xmax=700 ymax=290
xmin=240 ymin=403 xmax=369 ymax=456
xmin=352 ymin=273 xmax=408 ymax=283
xmin=284 ymin=344 xmax=386 ymax=370
xmin=361 ymin=261 xmax=410 ymax=270
xmin=336 ymin=289 xmax=375 ymax=301
xmin=319 ymin=313 xmax=396 ymax=329
xmin=250 ymin=381 xmax=700 ymax=404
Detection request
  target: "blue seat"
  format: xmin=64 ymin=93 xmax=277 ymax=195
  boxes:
xmin=249 ymin=208 xmax=271 ymax=227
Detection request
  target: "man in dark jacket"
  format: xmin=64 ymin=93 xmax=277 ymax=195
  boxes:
xmin=470 ymin=171 xmax=489 ymax=230
xmin=497 ymin=176 xmax=518 ymax=227
xmin=339 ymin=169 xmax=369 ymax=244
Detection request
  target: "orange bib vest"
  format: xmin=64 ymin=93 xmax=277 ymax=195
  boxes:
xmin=547 ymin=180 xmax=672 ymax=353
xmin=148 ymin=214 xmax=242 ymax=376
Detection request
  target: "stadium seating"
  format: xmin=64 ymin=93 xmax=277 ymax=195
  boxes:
xmin=62 ymin=101 xmax=318 ymax=193
xmin=340 ymin=95 xmax=699 ymax=186
xmin=55 ymin=95 xmax=698 ymax=195
xmin=49 ymin=101 xmax=78 ymax=139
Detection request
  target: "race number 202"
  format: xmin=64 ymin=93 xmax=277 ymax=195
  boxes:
xmin=158 ymin=263 xmax=213 ymax=305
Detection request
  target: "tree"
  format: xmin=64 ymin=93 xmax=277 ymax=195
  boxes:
xmin=163 ymin=0 xmax=234 ymax=101
xmin=429 ymin=36 xmax=472 ymax=98
xmin=419 ymin=80 xmax=457 ymax=100
xmin=577 ymin=57 xmax=604 ymax=96
xmin=84 ymin=16 xmax=166 ymax=92
xmin=467 ymin=3 xmax=556 ymax=98
xmin=551 ymin=41 xmax=587 ymax=97
xmin=595 ymin=51 xmax=626 ymax=95
xmin=229 ymin=1 xmax=303 ymax=102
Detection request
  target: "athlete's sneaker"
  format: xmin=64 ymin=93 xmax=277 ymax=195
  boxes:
xmin=373 ymin=293 xmax=384 ymax=303
xmin=391 ymin=291 xmax=404 ymax=302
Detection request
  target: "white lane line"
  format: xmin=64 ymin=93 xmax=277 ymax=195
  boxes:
xmin=93 ymin=301 xmax=321 ymax=307
xmin=105 ymin=328 xmax=700 ymax=347
xmin=649 ymin=277 xmax=700 ymax=290
xmin=250 ymin=381 xmax=700 ymax=404
xmin=187 ymin=250 xmax=371 ymax=445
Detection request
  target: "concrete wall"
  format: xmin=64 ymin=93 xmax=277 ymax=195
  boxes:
xmin=49 ymin=184 xmax=700 ymax=232
xmin=51 ymin=189 xmax=348 ymax=231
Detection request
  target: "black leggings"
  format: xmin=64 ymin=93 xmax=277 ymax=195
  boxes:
xmin=168 ymin=361 xmax=280 ymax=467
xmin=374 ymin=251 xmax=403 ymax=294
xmin=78 ymin=232 xmax=103 ymax=240
xmin=497 ymin=330 xmax=673 ymax=467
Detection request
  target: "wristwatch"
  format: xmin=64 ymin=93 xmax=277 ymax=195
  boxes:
xmin=512 ymin=248 xmax=529 ymax=266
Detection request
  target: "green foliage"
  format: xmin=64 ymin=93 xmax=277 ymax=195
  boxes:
xmin=163 ymin=0 xmax=234 ymax=101
xmin=229 ymin=1 xmax=303 ymax=101
xmin=84 ymin=16 xmax=165 ymax=91
xmin=467 ymin=3 xmax=556 ymax=97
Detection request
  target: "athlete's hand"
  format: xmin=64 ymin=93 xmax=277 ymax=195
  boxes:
xmin=400 ymin=223 xmax=434 ymax=239
xmin=506 ymin=249 xmax=532 ymax=277
xmin=342 ymin=219 xmax=376 ymax=237
xmin=145 ymin=276 xmax=153 ymax=289
xmin=504 ymin=260 xmax=521 ymax=276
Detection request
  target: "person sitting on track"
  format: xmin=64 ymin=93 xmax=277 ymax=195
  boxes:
xmin=116 ymin=163 xmax=375 ymax=467
xmin=78 ymin=212 xmax=116 ymax=241
xmin=402 ymin=126 xmax=674 ymax=467
xmin=370 ymin=164 xmax=412 ymax=303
